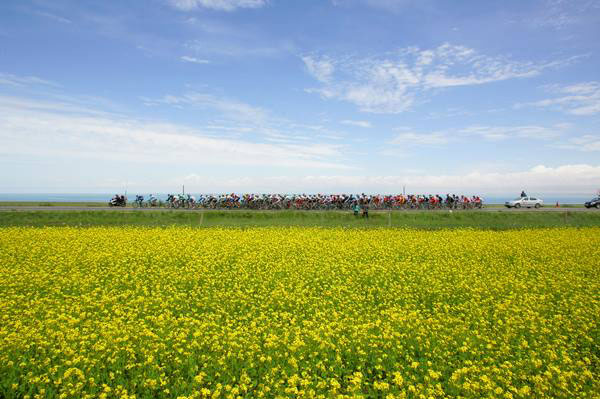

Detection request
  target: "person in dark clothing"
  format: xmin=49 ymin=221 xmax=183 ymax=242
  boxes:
xmin=362 ymin=202 xmax=369 ymax=219
xmin=520 ymin=190 xmax=527 ymax=198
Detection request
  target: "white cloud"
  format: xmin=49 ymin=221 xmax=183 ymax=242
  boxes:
xmin=33 ymin=11 xmax=72 ymax=24
xmin=460 ymin=125 xmax=564 ymax=141
xmin=385 ymin=123 xmax=566 ymax=148
xmin=0 ymin=95 xmax=350 ymax=171
xmin=532 ymin=0 xmax=599 ymax=29
xmin=302 ymin=56 xmax=335 ymax=83
xmin=142 ymin=92 xmax=269 ymax=125
xmin=141 ymin=90 xmax=352 ymax=146
xmin=340 ymin=119 xmax=372 ymax=128
xmin=390 ymin=131 xmax=449 ymax=146
xmin=331 ymin=0 xmax=416 ymax=12
xmin=2 ymin=94 xmax=596 ymax=194
xmin=517 ymin=82 xmax=600 ymax=115
xmin=0 ymin=95 xmax=118 ymax=117
xmin=179 ymin=17 xmax=295 ymax=59
xmin=554 ymin=135 xmax=600 ymax=152
xmin=364 ymin=0 xmax=412 ymax=11
xmin=184 ymin=38 xmax=287 ymax=58
xmin=168 ymin=0 xmax=267 ymax=11
xmin=180 ymin=55 xmax=210 ymax=64
xmin=426 ymin=107 xmax=471 ymax=119
xmin=0 ymin=73 xmax=58 ymax=87
xmin=302 ymin=44 xmax=579 ymax=113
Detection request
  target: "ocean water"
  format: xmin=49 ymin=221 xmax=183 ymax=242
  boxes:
xmin=0 ymin=193 xmax=594 ymax=204
xmin=0 ymin=193 xmax=171 ymax=202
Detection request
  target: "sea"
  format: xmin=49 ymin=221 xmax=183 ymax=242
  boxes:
xmin=0 ymin=193 xmax=593 ymax=205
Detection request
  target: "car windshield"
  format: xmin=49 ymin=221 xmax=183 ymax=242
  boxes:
xmin=513 ymin=198 xmax=523 ymax=200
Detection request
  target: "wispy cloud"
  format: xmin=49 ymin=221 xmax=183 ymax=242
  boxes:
xmin=184 ymin=39 xmax=289 ymax=58
xmin=460 ymin=124 xmax=565 ymax=141
xmin=390 ymin=131 xmax=449 ymax=146
xmin=180 ymin=55 xmax=210 ymax=64
xmin=302 ymin=44 xmax=580 ymax=113
xmin=142 ymin=92 xmax=269 ymax=125
xmin=141 ymin=90 xmax=349 ymax=144
xmin=331 ymin=0 xmax=419 ymax=12
xmin=33 ymin=11 xmax=72 ymax=24
xmin=168 ymin=0 xmax=267 ymax=12
xmin=0 ymin=72 xmax=58 ymax=88
xmin=425 ymin=107 xmax=471 ymax=120
xmin=302 ymin=56 xmax=334 ymax=83
xmin=340 ymin=120 xmax=371 ymax=128
xmin=532 ymin=0 xmax=600 ymax=29
xmin=178 ymin=13 xmax=295 ymax=59
xmin=516 ymin=82 xmax=600 ymax=115
xmin=138 ymin=87 xmax=357 ymax=153
xmin=0 ymin=95 xmax=350 ymax=171
xmin=554 ymin=134 xmax=600 ymax=152
xmin=0 ymin=95 xmax=119 ymax=118
xmin=385 ymin=124 xmax=567 ymax=149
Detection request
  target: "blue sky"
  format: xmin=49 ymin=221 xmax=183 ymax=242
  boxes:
xmin=1 ymin=0 xmax=599 ymax=195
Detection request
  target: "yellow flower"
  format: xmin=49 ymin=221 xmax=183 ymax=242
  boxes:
xmin=1 ymin=227 xmax=599 ymax=399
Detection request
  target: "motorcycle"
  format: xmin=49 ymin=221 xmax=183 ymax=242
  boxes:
xmin=108 ymin=195 xmax=127 ymax=207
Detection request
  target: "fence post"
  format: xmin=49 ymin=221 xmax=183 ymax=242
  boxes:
xmin=388 ymin=210 xmax=392 ymax=227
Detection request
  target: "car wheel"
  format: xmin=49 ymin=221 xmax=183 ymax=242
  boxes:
xmin=535 ymin=203 xmax=541 ymax=209
xmin=596 ymin=203 xmax=600 ymax=209
xmin=514 ymin=203 xmax=521 ymax=208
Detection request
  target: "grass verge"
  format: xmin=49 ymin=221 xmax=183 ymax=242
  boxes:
xmin=1 ymin=210 xmax=599 ymax=229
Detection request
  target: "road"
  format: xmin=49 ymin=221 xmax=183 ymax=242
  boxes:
xmin=0 ymin=206 xmax=596 ymax=212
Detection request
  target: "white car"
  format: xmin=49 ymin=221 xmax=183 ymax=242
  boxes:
xmin=505 ymin=196 xmax=543 ymax=209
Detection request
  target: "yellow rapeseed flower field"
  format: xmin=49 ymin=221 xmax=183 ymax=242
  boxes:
xmin=0 ymin=227 xmax=599 ymax=399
